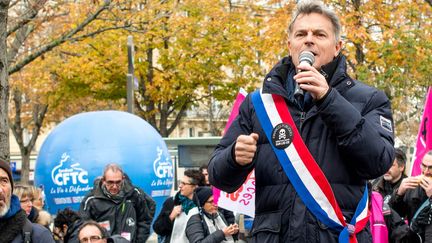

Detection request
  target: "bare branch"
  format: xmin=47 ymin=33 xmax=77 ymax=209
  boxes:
xmin=8 ymin=0 xmax=112 ymax=74
xmin=167 ymin=101 xmax=188 ymax=135
xmin=7 ymin=0 xmax=47 ymax=37
xmin=28 ymin=103 xmax=47 ymax=150
xmin=9 ymin=88 xmax=23 ymax=147
xmin=7 ymin=24 xmax=35 ymax=64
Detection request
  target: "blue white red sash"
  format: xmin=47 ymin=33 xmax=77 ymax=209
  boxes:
xmin=251 ymin=90 xmax=369 ymax=243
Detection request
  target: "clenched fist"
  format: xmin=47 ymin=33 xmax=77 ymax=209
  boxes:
xmin=235 ymin=133 xmax=259 ymax=166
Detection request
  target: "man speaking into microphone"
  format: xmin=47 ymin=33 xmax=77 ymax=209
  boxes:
xmin=208 ymin=1 xmax=394 ymax=242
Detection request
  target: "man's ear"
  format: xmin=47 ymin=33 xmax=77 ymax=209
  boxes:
xmin=334 ymin=40 xmax=342 ymax=57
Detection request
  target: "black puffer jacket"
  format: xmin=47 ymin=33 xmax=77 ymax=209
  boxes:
xmin=152 ymin=194 xmax=178 ymax=243
xmin=186 ymin=212 xmax=230 ymax=243
xmin=208 ymin=55 xmax=394 ymax=243
xmin=390 ymin=186 xmax=431 ymax=242
xmin=390 ymin=186 xmax=429 ymax=223
xmin=79 ymin=178 xmax=155 ymax=243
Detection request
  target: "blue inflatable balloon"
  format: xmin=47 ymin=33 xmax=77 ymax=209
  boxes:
xmin=35 ymin=110 xmax=174 ymax=220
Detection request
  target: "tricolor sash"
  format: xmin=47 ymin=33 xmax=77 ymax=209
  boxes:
xmin=251 ymin=90 xmax=369 ymax=243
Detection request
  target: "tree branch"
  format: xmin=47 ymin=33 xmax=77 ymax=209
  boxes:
xmin=27 ymin=103 xmax=47 ymax=151
xmin=7 ymin=0 xmax=47 ymax=37
xmin=167 ymin=101 xmax=188 ymax=136
xmin=9 ymin=88 xmax=23 ymax=147
xmin=8 ymin=0 xmax=112 ymax=74
xmin=68 ymin=24 xmax=131 ymax=42
xmin=7 ymin=24 xmax=35 ymax=64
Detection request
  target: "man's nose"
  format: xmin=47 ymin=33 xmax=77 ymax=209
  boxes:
xmin=305 ymin=32 xmax=314 ymax=44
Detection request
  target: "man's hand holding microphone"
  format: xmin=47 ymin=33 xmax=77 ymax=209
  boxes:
xmin=294 ymin=51 xmax=330 ymax=101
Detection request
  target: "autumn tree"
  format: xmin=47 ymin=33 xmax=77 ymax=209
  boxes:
xmin=39 ymin=0 xmax=265 ymax=137
xmin=6 ymin=0 xmax=134 ymax=183
xmin=331 ymin=0 xmax=431 ymax=146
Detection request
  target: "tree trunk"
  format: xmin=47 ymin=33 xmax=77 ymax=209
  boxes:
xmin=145 ymin=47 xmax=156 ymax=127
xmin=10 ymin=88 xmax=48 ymax=184
xmin=0 ymin=0 xmax=10 ymax=160
xmin=20 ymin=149 xmax=30 ymax=184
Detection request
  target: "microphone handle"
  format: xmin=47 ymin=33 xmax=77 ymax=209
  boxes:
xmin=294 ymin=60 xmax=312 ymax=100
xmin=294 ymin=82 xmax=304 ymax=99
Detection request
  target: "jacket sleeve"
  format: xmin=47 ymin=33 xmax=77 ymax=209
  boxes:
xmin=389 ymin=192 xmax=409 ymax=220
xmin=384 ymin=208 xmax=421 ymax=243
xmin=316 ymin=87 xmax=394 ymax=179
xmin=135 ymin=189 xmax=156 ymax=243
xmin=152 ymin=197 xmax=175 ymax=237
xmin=208 ymin=94 xmax=256 ymax=193
xmin=219 ymin=208 xmax=235 ymax=225
xmin=186 ymin=214 xmax=226 ymax=243
xmin=32 ymin=223 xmax=55 ymax=242
xmin=79 ymin=194 xmax=94 ymax=220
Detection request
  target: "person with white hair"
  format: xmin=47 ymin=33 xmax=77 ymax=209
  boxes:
xmin=0 ymin=158 xmax=54 ymax=242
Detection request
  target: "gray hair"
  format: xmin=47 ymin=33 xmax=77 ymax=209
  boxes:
xmin=288 ymin=0 xmax=341 ymax=42
xmin=102 ymin=163 xmax=124 ymax=179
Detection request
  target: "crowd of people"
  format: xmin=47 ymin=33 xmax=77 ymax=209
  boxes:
xmin=0 ymin=156 xmax=239 ymax=243
xmin=0 ymin=159 xmax=158 ymax=243
xmin=0 ymin=0 xmax=431 ymax=243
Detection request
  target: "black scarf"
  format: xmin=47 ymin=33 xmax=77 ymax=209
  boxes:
xmin=0 ymin=209 xmax=28 ymax=242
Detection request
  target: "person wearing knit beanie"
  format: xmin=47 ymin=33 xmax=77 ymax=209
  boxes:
xmin=0 ymin=157 xmax=13 ymax=191
xmin=195 ymin=186 xmax=213 ymax=207
xmin=187 ymin=186 xmax=239 ymax=242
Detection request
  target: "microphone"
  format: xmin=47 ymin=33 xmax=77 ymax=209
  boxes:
xmin=294 ymin=51 xmax=315 ymax=100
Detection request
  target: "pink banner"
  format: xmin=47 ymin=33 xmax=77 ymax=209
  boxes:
xmin=212 ymin=88 xmax=256 ymax=217
xmin=410 ymin=87 xmax=432 ymax=176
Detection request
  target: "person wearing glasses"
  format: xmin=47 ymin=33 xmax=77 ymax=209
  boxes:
xmin=14 ymin=184 xmax=53 ymax=229
xmin=79 ymin=164 xmax=155 ymax=243
xmin=153 ymin=169 xmax=205 ymax=243
xmin=186 ymin=186 xmax=239 ymax=243
xmin=13 ymin=185 xmax=34 ymax=217
xmin=77 ymin=220 xmax=129 ymax=243
xmin=390 ymin=150 xmax=432 ymax=241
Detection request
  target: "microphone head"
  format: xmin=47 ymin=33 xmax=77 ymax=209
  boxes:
xmin=299 ymin=51 xmax=315 ymax=66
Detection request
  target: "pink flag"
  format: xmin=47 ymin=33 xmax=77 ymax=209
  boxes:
xmin=223 ymin=88 xmax=248 ymax=134
xmin=212 ymin=88 xmax=256 ymax=217
xmin=410 ymin=87 xmax=432 ymax=176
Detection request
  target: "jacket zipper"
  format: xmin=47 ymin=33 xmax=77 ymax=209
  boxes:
xmin=299 ymin=111 xmax=306 ymax=131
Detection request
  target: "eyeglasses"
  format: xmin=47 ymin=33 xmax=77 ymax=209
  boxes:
xmin=79 ymin=235 xmax=104 ymax=243
xmin=104 ymin=179 xmax=123 ymax=187
xmin=178 ymin=180 xmax=195 ymax=186
xmin=421 ymin=163 xmax=432 ymax=172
